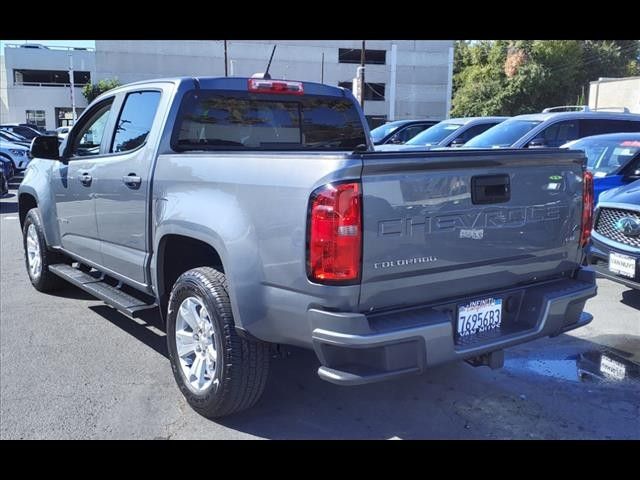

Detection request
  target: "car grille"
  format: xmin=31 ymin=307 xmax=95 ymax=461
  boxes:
xmin=595 ymin=208 xmax=640 ymax=248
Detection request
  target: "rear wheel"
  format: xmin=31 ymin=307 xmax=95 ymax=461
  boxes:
xmin=22 ymin=208 xmax=68 ymax=292
xmin=167 ymin=267 xmax=270 ymax=418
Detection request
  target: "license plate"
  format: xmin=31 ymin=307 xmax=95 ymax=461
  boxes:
xmin=457 ymin=297 xmax=502 ymax=337
xmin=600 ymin=355 xmax=626 ymax=380
xmin=608 ymin=252 xmax=636 ymax=278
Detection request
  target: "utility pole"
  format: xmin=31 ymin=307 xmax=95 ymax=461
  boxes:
xmin=321 ymin=52 xmax=324 ymax=83
xmin=68 ymin=51 xmax=77 ymax=125
xmin=224 ymin=40 xmax=228 ymax=76
xmin=359 ymin=40 xmax=366 ymax=110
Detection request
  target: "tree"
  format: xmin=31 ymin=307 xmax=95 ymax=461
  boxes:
xmin=451 ymin=40 xmax=640 ymax=117
xmin=82 ymin=78 xmax=121 ymax=103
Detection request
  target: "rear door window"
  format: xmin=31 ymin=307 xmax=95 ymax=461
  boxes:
xmin=173 ymin=90 xmax=366 ymax=151
xmin=538 ymin=120 xmax=579 ymax=147
xmin=111 ymin=90 xmax=161 ymax=153
xmin=580 ymin=119 xmax=640 ymax=137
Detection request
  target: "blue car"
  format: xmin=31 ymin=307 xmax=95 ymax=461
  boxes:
xmin=563 ymin=133 xmax=640 ymax=204
xmin=588 ymin=179 xmax=640 ymax=290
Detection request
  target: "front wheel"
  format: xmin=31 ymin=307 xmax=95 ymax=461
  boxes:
xmin=167 ymin=267 xmax=270 ymax=418
xmin=22 ymin=208 xmax=67 ymax=292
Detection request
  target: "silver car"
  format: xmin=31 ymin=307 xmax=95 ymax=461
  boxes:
xmin=375 ymin=116 xmax=509 ymax=151
xmin=464 ymin=106 xmax=640 ymax=149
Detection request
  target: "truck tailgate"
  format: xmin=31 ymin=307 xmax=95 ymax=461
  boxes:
xmin=359 ymin=149 xmax=586 ymax=312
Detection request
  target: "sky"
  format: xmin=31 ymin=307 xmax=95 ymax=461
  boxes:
xmin=1 ymin=40 xmax=95 ymax=51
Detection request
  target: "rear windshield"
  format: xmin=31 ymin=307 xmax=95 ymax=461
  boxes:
xmin=405 ymin=122 xmax=462 ymax=146
xmin=172 ymin=90 xmax=367 ymax=151
xmin=464 ymin=119 xmax=541 ymax=148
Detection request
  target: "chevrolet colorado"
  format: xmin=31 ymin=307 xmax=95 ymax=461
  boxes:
xmin=19 ymin=76 xmax=597 ymax=418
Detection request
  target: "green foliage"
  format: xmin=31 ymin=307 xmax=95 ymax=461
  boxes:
xmin=451 ymin=40 xmax=640 ymax=117
xmin=82 ymin=78 xmax=122 ymax=103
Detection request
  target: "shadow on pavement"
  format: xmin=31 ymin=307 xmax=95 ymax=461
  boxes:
xmin=621 ymin=289 xmax=640 ymax=310
xmin=212 ymin=332 xmax=640 ymax=439
xmin=0 ymin=200 xmax=18 ymax=214
xmin=88 ymin=305 xmax=168 ymax=359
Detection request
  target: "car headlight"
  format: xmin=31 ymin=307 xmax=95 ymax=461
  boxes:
xmin=8 ymin=149 xmax=26 ymax=156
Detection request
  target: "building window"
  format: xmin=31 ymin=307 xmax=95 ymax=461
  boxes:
xmin=338 ymin=48 xmax=386 ymax=65
xmin=25 ymin=110 xmax=46 ymax=128
xmin=339 ymin=81 xmax=386 ymax=101
xmin=55 ymin=107 xmax=85 ymax=128
xmin=14 ymin=69 xmax=91 ymax=87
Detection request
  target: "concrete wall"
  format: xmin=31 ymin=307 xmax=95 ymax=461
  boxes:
xmin=588 ymin=77 xmax=640 ymax=114
xmin=1 ymin=44 xmax=94 ymax=129
xmin=95 ymin=40 xmax=454 ymax=121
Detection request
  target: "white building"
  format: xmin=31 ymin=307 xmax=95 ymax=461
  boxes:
xmin=95 ymin=40 xmax=454 ymax=127
xmin=1 ymin=43 xmax=95 ymax=130
xmin=588 ymin=76 xmax=640 ymax=114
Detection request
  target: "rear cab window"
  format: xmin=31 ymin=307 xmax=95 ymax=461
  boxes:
xmin=172 ymin=89 xmax=367 ymax=151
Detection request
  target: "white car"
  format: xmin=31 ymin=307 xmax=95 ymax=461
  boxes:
xmin=56 ymin=126 xmax=72 ymax=141
xmin=0 ymin=139 xmax=32 ymax=170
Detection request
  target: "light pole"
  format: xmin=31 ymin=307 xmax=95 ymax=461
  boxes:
xmin=68 ymin=51 xmax=77 ymax=125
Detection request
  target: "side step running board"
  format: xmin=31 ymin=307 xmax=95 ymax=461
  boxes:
xmin=49 ymin=264 xmax=158 ymax=318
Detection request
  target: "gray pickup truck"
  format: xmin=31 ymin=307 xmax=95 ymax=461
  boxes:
xmin=19 ymin=76 xmax=597 ymax=418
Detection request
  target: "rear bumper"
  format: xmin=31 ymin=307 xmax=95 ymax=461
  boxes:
xmin=310 ymin=269 xmax=597 ymax=385
xmin=587 ymin=235 xmax=640 ymax=290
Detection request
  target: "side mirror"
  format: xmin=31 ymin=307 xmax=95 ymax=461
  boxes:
xmin=450 ymin=137 xmax=466 ymax=147
xmin=31 ymin=135 xmax=61 ymax=160
xmin=528 ymin=137 xmax=546 ymax=148
xmin=627 ymin=169 xmax=640 ymax=181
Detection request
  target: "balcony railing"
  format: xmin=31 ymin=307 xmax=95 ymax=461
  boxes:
xmin=5 ymin=43 xmax=95 ymax=52
xmin=14 ymin=82 xmax=90 ymax=88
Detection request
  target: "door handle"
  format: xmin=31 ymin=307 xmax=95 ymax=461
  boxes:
xmin=80 ymin=173 xmax=92 ymax=186
xmin=122 ymin=174 xmax=142 ymax=189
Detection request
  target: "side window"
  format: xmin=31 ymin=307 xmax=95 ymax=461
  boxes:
xmin=391 ymin=125 xmax=425 ymax=144
xmin=455 ymin=122 xmax=498 ymax=144
xmin=580 ymin=119 xmax=640 ymax=137
xmin=111 ymin=90 xmax=161 ymax=153
xmin=538 ymin=121 xmax=579 ymax=147
xmin=69 ymin=100 xmax=113 ymax=157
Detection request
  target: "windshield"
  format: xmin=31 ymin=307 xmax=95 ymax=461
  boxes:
xmin=370 ymin=122 xmax=404 ymax=142
xmin=567 ymin=138 xmax=640 ymax=176
xmin=0 ymin=131 xmax=26 ymax=143
xmin=406 ymin=122 xmax=462 ymax=146
xmin=464 ymin=119 xmax=541 ymax=148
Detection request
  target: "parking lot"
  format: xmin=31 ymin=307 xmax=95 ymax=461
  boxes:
xmin=0 ymin=176 xmax=638 ymax=440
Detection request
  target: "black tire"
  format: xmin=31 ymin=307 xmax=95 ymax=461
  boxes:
xmin=167 ymin=267 xmax=270 ymax=418
xmin=22 ymin=208 xmax=68 ymax=292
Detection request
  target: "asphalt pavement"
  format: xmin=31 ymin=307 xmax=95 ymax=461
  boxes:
xmin=1 ymin=177 xmax=638 ymax=439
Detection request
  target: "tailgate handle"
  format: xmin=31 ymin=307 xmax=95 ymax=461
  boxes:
xmin=471 ymin=174 xmax=510 ymax=204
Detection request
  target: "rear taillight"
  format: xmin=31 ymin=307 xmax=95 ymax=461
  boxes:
xmin=580 ymin=170 xmax=594 ymax=247
xmin=248 ymin=78 xmax=304 ymax=95
xmin=307 ymin=182 xmax=362 ymax=284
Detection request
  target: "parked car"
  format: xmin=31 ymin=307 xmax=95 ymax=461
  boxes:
xmin=0 ymin=124 xmax=43 ymax=141
xmin=0 ymin=130 xmax=31 ymax=148
xmin=588 ymin=179 xmax=640 ymax=290
xmin=0 ymin=155 xmax=16 ymax=180
xmin=375 ymin=117 xmax=509 ymax=151
xmin=20 ymin=76 xmax=596 ymax=418
xmin=370 ymin=119 xmax=440 ymax=145
xmin=0 ymin=138 xmax=32 ymax=170
xmin=464 ymin=106 xmax=640 ymax=149
xmin=56 ymin=126 xmax=72 ymax=141
xmin=562 ymin=133 xmax=640 ymax=203
xmin=0 ymin=170 xmax=8 ymax=196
